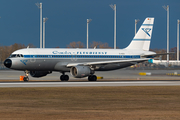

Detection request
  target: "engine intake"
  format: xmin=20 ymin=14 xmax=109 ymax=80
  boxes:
xmin=70 ymin=66 xmax=94 ymax=78
xmin=30 ymin=71 xmax=52 ymax=78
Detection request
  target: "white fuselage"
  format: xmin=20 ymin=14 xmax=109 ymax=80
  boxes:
xmin=8 ymin=48 xmax=155 ymax=72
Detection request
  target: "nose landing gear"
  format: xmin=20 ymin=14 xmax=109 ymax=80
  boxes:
xmin=23 ymin=70 xmax=29 ymax=82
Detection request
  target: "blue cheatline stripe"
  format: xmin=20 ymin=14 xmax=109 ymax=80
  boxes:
xmin=142 ymin=24 xmax=153 ymax=26
xmin=133 ymin=39 xmax=151 ymax=41
xmin=23 ymin=55 xmax=141 ymax=59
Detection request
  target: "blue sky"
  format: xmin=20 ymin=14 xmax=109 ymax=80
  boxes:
xmin=0 ymin=0 xmax=180 ymax=49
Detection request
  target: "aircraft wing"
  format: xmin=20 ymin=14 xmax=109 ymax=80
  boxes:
xmin=66 ymin=58 xmax=149 ymax=67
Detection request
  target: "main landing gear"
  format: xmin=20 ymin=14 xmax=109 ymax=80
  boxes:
xmin=88 ymin=75 xmax=97 ymax=81
xmin=23 ymin=70 xmax=29 ymax=82
xmin=60 ymin=72 xmax=69 ymax=81
xmin=59 ymin=73 xmax=97 ymax=81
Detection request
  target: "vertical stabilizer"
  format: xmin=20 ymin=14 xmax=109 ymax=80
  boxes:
xmin=125 ymin=17 xmax=154 ymax=51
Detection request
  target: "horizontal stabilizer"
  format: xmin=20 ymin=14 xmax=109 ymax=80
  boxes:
xmin=141 ymin=52 xmax=175 ymax=58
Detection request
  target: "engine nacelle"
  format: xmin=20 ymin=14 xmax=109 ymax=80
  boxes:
xmin=70 ymin=66 xmax=94 ymax=78
xmin=30 ymin=71 xmax=52 ymax=78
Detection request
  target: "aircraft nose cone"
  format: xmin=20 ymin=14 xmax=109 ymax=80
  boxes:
xmin=4 ymin=59 xmax=12 ymax=68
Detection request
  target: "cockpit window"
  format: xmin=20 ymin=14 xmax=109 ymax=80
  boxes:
xmin=10 ymin=54 xmax=17 ymax=58
xmin=9 ymin=54 xmax=24 ymax=58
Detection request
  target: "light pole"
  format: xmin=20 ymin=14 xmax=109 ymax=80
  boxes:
xmin=110 ymin=4 xmax=116 ymax=49
xmin=135 ymin=19 xmax=140 ymax=35
xmin=43 ymin=17 xmax=48 ymax=48
xmin=163 ymin=5 xmax=169 ymax=63
xmin=36 ymin=2 xmax=43 ymax=48
xmin=177 ymin=19 xmax=180 ymax=61
xmin=87 ymin=19 xmax=92 ymax=49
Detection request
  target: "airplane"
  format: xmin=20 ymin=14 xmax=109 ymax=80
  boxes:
xmin=4 ymin=17 xmax=156 ymax=82
xmin=148 ymin=59 xmax=180 ymax=67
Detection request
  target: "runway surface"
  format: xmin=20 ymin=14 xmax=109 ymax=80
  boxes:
xmin=1 ymin=69 xmax=180 ymax=87
xmin=0 ymin=81 xmax=180 ymax=87
xmin=1 ymin=69 xmax=180 ymax=80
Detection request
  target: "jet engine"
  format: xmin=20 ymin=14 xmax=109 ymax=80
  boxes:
xmin=70 ymin=66 xmax=94 ymax=78
xmin=30 ymin=71 xmax=52 ymax=78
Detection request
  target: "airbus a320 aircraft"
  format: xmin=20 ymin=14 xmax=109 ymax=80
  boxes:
xmin=4 ymin=17 xmax=156 ymax=82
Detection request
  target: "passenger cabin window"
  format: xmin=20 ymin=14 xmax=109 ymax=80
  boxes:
xmin=10 ymin=54 xmax=24 ymax=58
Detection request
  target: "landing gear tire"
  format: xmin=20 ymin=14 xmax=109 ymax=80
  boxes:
xmin=60 ymin=75 xmax=69 ymax=81
xmin=88 ymin=75 xmax=97 ymax=81
xmin=24 ymin=70 xmax=29 ymax=82
xmin=23 ymin=76 xmax=29 ymax=82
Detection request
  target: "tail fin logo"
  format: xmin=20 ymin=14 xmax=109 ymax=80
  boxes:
xmin=142 ymin=28 xmax=151 ymax=37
